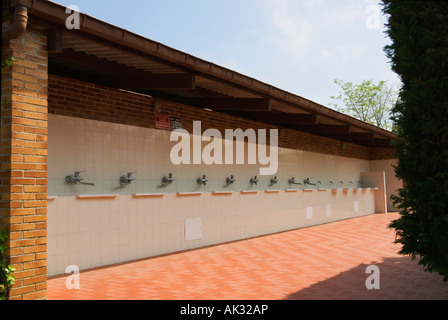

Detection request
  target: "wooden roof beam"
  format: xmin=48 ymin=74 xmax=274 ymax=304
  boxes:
xmin=294 ymin=124 xmax=351 ymax=135
xmin=238 ymin=112 xmax=317 ymax=125
xmin=112 ymin=73 xmax=195 ymax=90
xmin=180 ymin=97 xmax=271 ymax=111
xmin=373 ymin=138 xmax=393 ymax=147
xmin=331 ymin=132 xmax=375 ymax=143
xmin=50 ymin=49 xmax=196 ymax=90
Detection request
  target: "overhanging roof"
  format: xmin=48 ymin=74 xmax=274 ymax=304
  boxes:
xmin=9 ymin=0 xmax=397 ymax=148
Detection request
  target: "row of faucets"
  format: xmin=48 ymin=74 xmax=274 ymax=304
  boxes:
xmin=65 ymin=171 xmax=138 ymax=187
xmin=65 ymin=171 xmax=360 ymax=188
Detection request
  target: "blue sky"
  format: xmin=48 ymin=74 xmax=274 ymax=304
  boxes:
xmin=51 ymin=0 xmax=401 ymax=107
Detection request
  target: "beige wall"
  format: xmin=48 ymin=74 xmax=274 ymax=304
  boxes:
xmin=370 ymin=159 xmax=402 ymax=212
xmin=47 ymin=190 xmax=376 ymax=276
xmin=361 ymin=171 xmax=387 ymax=213
xmin=47 ymin=114 xmax=380 ymax=276
xmin=47 ymin=114 xmax=372 ymax=195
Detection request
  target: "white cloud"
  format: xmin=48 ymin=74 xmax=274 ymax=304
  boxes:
xmin=321 ymin=3 xmax=364 ymax=25
xmin=338 ymin=43 xmax=364 ymax=60
xmin=263 ymin=0 xmax=316 ymax=60
xmin=319 ymin=43 xmax=364 ymax=65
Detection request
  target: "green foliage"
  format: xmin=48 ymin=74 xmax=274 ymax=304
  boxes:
xmin=2 ymin=56 xmax=16 ymax=101
xmin=382 ymin=0 xmax=448 ymax=281
xmin=0 ymin=228 xmax=15 ymax=300
xmin=330 ymin=79 xmax=398 ymax=131
xmin=2 ymin=57 xmax=16 ymax=68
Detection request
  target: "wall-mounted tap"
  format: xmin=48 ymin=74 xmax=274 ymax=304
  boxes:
xmin=340 ymin=181 xmax=344 ymax=186
xmin=304 ymin=178 xmax=316 ymax=186
xmin=162 ymin=173 xmax=175 ymax=185
xmin=270 ymin=176 xmax=278 ymax=185
xmin=288 ymin=177 xmax=302 ymax=185
xmin=197 ymin=175 xmax=208 ymax=186
xmin=226 ymin=175 xmax=236 ymax=184
xmin=250 ymin=176 xmax=259 ymax=185
xmin=120 ymin=172 xmax=136 ymax=186
xmin=65 ymin=171 xmax=95 ymax=186
xmin=65 ymin=171 xmax=84 ymax=184
xmin=349 ymin=181 xmax=354 ymax=186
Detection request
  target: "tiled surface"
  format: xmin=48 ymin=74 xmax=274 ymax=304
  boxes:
xmin=47 ymin=114 xmax=371 ymax=196
xmin=47 ymin=114 xmax=389 ymax=277
xmin=47 ymin=190 xmax=376 ymax=277
xmin=47 ymin=212 xmax=448 ymax=300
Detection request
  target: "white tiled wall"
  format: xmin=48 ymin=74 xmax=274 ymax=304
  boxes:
xmin=47 ymin=114 xmax=377 ymax=276
xmin=48 ymin=114 xmax=370 ymax=196
xmin=371 ymin=159 xmax=402 ymax=211
xmin=47 ymin=189 xmax=376 ymax=276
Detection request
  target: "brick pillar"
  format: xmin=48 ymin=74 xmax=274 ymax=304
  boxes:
xmin=1 ymin=24 xmax=48 ymax=300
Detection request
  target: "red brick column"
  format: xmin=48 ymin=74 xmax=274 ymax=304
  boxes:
xmin=1 ymin=24 xmax=48 ymax=300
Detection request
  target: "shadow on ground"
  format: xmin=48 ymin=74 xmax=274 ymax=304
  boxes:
xmin=285 ymin=256 xmax=448 ymax=300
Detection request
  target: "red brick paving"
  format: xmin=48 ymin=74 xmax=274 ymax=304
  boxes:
xmin=47 ymin=212 xmax=448 ymax=300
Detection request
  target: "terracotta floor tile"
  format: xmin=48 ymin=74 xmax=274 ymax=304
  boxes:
xmin=47 ymin=213 xmax=448 ymax=300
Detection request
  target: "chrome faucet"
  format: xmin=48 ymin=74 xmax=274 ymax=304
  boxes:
xmin=270 ymin=176 xmax=278 ymax=185
xmin=162 ymin=173 xmax=175 ymax=185
xmin=65 ymin=171 xmax=95 ymax=186
xmin=120 ymin=172 xmax=136 ymax=186
xmin=250 ymin=176 xmax=259 ymax=185
xmin=288 ymin=177 xmax=302 ymax=185
xmin=226 ymin=175 xmax=236 ymax=184
xmin=197 ymin=175 xmax=208 ymax=186
xmin=304 ymin=178 xmax=316 ymax=186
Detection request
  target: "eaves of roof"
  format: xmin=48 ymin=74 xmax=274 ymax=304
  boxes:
xmin=8 ymin=0 xmax=398 ymax=147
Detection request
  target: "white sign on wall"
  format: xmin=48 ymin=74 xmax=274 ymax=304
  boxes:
xmin=185 ymin=218 xmax=202 ymax=241
xmin=306 ymin=207 xmax=313 ymax=220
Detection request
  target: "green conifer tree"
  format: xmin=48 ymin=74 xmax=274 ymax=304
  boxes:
xmin=382 ymin=0 xmax=448 ymax=281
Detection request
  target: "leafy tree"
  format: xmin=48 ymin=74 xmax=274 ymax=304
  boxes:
xmin=382 ymin=0 xmax=448 ymax=281
xmin=330 ymin=79 xmax=398 ymax=131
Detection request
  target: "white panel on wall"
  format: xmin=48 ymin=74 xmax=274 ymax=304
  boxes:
xmin=306 ymin=206 xmax=313 ymax=220
xmin=325 ymin=204 xmax=332 ymax=218
xmin=354 ymin=201 xmax=359 ymax=213
xmin=185 ymin=218 xmax=202 ymax=241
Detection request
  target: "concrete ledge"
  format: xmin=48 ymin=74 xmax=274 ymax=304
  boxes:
xmin=176 ymin=192 xmax=202 ymax=197
xmin=212 ymin=191 xmax=233 ymax=196
xmin=133 ymin=193 xmax=166 ymax=198
xmin=76 ymin=194 xmax=119 ymax=199
xmin=240 ymin=190 xmax=258 ymax=194
xmin=362 ymin=187 xmax=379 ymax=191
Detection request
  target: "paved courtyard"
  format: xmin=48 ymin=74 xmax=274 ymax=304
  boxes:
xmin=47 ymin=212 xmax=448 ymax=300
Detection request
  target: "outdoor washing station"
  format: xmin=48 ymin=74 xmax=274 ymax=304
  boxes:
xmin=46 ymin=110 xmax=394 ymax=277
xmin=1 ymin=1 xmax=400 ymax=296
